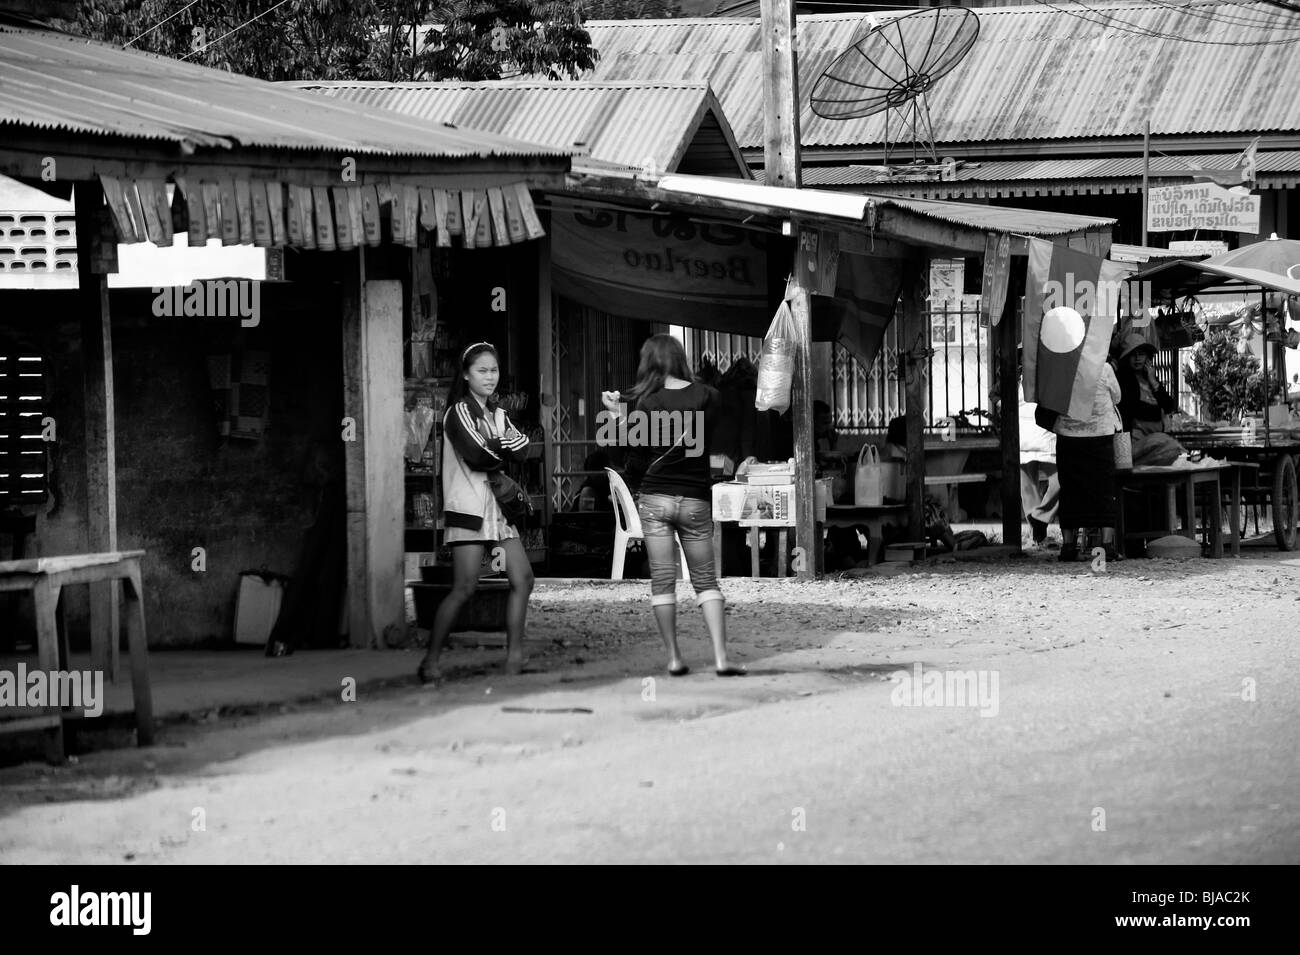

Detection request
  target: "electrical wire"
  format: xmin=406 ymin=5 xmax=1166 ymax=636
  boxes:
xmin=124 ymin=0 xmax=202 ymax=47
xmin=1036 ymin=0 xmax=1300 ymax=46
xmin=1139 ymin=0 xmax=1300 ymax=30
xmin=1067 ymin=0 xmax=1300 ymax=39
xmin=719 ymin=0 xmax=1300 ymax=35
xmin=179 ymin=0 xmax=295 ymax=61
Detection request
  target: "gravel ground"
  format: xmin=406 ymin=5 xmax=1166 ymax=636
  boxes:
xmin=1 ymin=549 xmax=1297 ymax=864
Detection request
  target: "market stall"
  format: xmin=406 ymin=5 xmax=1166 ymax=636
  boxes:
xmin=1131 ymin=238 xmax=1300 ymax=549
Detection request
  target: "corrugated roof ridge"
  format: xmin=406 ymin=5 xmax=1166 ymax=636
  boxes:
xmin=589 ymin=2 xmax=1288 ymax=23
xmin=0 ymin=22 xmax=268 ymax=85
xmin=291 ymin=79 xmax=712 ymax=90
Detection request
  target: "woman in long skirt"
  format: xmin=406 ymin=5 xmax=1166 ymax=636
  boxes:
xmin=1053 ymin=360 xmax=1123 ymax=561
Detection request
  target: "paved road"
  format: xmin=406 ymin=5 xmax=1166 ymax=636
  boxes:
xmin=1 ymin=557 xmax=1297 ymax=863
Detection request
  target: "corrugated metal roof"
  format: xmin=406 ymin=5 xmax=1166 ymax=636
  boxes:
xmin=290 ymin=80 xmax=741 ymax=174
xmin=583 ymin=3 xmax=1300 ymax=148
xmin=0 ymin=25 xmax=569 ymax=160
xmin=876 ymin=195 xmax=1115 ymax=236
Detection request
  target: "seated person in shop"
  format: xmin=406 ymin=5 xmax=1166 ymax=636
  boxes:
xmin=884 ymin=416 xmax=958 ymax=552
xmin=1115 ymin=334 xmax=1179 ymax=438
xmin=570 ymin=449 xmax=615 ymax=512
xmin=762 ymin=400 xmax=839 ymax=463
xmin=1114 ymin=333 xmax=1187 ymax=465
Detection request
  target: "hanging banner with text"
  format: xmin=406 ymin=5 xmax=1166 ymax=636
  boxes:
xmin=550 ymin=205 xmax=770 ymax=335
xmin=981 ymin=232 xmax=1011 ymax=327
xmin=1147 ymin=183 xmax=1260 ymax=234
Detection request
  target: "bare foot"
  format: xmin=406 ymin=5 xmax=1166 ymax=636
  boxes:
xmin=504 ymin=655 xmax=530 ymax=675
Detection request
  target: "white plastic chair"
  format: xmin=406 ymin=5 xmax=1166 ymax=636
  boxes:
xmin=605 ymin=468 xmax=690 ymax=581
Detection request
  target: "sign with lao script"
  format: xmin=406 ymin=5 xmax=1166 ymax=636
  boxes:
xmin=1148 ymin=184 xmax=1260 ymax=234
xmin=1168 ymin=240 xmax=1230 ymax=256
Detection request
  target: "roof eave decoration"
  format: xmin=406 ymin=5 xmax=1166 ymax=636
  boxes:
xmin=101 ymin=176 xmax=546 ymax=250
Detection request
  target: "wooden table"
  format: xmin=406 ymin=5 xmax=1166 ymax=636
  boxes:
xmin=1114 ymin=465 xmax=1239 ymax=558
xmin=711 ymin=521 xmax=792 ymax=578
xmin=1169 ymin=431 xmax=1300 ymax=550
xmin=0 ymin=550 xmax=153 ymax=763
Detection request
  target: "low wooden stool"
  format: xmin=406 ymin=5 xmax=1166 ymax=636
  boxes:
xmin=0 ymin=550 xmax=153 ymax=764
xmin=884 ymin=540 xmax=929 ymax=562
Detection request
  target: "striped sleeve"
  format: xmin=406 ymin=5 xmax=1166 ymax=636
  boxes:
xmin=499 ymin=412 xmax=531 ymax=462
xmin=444 ymin=400 xmax=504 ymax=472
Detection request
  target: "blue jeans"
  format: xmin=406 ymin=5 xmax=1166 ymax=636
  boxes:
xmin=636 ymin=493 xmax=723 ymax=604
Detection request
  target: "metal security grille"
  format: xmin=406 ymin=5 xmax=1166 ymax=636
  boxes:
xmin=681 ymin=329 xmax=763 ymax=374
xmin=0 ymin=354 xmax=48 ymax=504
xmin=682 ymin=305 xmax=991 ymax=436
xmin=548 ymin=300 xmax=638 ymax=513
xmin=925 ymin=299 xmax=992 ymax=430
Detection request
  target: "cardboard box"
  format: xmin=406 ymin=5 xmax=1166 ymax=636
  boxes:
xmin=712 ymin=480 xmax=828 ymax=526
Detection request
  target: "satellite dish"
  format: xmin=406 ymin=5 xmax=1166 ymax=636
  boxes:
xmin=811 ymin=8 xmax=980 ymax=165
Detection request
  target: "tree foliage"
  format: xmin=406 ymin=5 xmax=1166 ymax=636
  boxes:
xmin=67 ymin=0 xmax=601 ymax=82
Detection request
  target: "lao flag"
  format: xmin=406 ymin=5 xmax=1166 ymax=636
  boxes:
xmin=1023 ymin=239 xmax=1124 ymax=420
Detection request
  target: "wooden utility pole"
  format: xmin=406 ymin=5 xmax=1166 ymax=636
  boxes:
xmin=762 ymin=0 xmax=818 ymax=577
xmin=761 ymin=0 xmax=801 ymax=190
xmin=341 ymin=250 xmax=406 ymax=648
xmin=998 ymin=277 xmax=1021 ymax=551
xmin=901 ymin=262 xmax=927 ymax=541
xmin=74 ymin=180 xmax=120 ymax=679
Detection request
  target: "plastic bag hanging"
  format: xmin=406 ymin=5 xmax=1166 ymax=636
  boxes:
xmin=755 ymin=299 xmax=797 ymax=413
xmin=405 ymin=401 xmax=436 ymax=464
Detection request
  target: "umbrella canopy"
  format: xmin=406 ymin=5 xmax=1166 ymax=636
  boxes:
xmin=1203 ymin=235 xmax=1300 ymax=281
xmin=1133 ymin=257 xmax=1300 ymax=298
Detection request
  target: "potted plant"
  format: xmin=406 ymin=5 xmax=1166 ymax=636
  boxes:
xmin=1184 ymin=330 xmax=1285 ymax=423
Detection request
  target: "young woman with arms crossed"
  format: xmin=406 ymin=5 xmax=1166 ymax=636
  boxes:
xmin=418 ymin=342 xmax=533 ymax=684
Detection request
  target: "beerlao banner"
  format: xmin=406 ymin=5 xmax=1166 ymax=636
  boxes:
xmin=550 ymin=205 xmax=770 ymax=334
xmin=1147 ymin=183 xmax=1260 ymax=234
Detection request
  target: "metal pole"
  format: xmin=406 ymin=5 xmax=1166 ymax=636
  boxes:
xmin=1263 ymin=288 xmax=1272 ymax=447
xmin=1142 ymin=119 xmax=1151 ymax=246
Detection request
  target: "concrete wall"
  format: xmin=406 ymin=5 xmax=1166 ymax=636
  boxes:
xmin=2 ymin=280 xmax=344 ymax=647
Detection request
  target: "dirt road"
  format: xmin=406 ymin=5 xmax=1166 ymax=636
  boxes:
xmin=2 ymin=552 xmax=1297 ymax=863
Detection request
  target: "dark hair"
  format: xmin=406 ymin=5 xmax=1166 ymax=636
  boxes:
xmin=447 ymin=342 xmax=500 ymax=410
xmin=887 ymin=415 xmax=907 ymax=447
xmin=624 ymin=334 xmax=694 ymax=403
xmin=813 ymin=400 xmax=831 ymax=416
xmin=583 ymin=450 xmax=612 ymax=471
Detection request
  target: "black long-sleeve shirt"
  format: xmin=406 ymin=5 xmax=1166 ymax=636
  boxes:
xmin=625 ymin=383 xmax=719 ymax=500
xmin=443 ymin=397 xmax=529 ymax=473
xmin=1116 ymin=364 xmax=1177 ymax=432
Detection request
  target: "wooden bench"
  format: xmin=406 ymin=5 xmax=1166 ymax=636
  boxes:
xmin=924 ymin=473 xmax=996 ymax=486
xmin=0 ymin=551 xmax=154 ymax=763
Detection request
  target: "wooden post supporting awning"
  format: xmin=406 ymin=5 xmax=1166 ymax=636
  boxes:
xmin=98 ymin=177 xmax=547 ymax=251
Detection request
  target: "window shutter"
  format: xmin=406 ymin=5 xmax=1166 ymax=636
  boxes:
xmin=0 ymin=353 xmax=48 ymax=504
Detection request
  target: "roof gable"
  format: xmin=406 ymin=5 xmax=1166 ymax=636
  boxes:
xmin=291 ymin=80 xmax=751 ymax=178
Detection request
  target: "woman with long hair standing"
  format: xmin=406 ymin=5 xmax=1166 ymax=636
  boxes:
xmin=601 ymin=334 xmax=745 ymax=677
xmin=418 ymin=342 xmax=533 ymax=684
